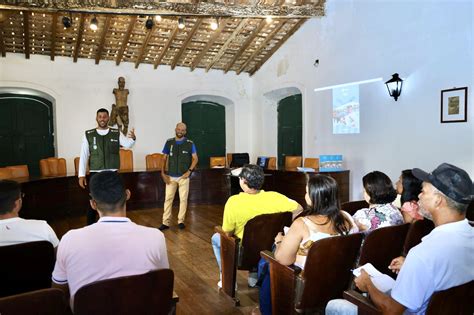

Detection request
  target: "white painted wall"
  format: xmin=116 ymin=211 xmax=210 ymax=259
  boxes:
xmin=252 ymin=0 xmax=474 ymax=199
xmin=0 ymin=55 xmax=253 ymax=172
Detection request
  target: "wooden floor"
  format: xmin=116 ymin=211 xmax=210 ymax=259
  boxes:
xmin=49 ymin=205 xmax=259 ymax=315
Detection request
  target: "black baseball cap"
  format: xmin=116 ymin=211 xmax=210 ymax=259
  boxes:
xmin=413 ymin=163 xmax=473 ymax=204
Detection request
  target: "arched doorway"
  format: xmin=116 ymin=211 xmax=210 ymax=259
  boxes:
xmin=0 ymin=93 xmax=55 ymax=176
xmin=277 ymin=94 xmax=302 ymax=168
xmin=182 ymin=101 xmax=225 ymax=168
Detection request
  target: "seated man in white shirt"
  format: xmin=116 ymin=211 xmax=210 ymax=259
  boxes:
xmin=52 ymin=171 xmax=169 ymax=306
xmin=0 ymin=180 xmax=59 ymax=247
xmin=326 ymin=163 xmax=474 ymax=315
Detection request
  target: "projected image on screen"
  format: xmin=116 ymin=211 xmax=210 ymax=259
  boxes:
xmin=332 ymin=85 xmax=360 ymax=134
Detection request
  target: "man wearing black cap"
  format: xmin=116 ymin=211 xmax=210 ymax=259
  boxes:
xmin=326 ymin=163 xmax=473 ymax=315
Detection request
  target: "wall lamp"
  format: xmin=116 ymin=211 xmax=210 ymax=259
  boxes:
xmin=385 ymin=73 xmax=403 ymax=101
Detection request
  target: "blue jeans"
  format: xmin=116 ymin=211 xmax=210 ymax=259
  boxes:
xmin=211 ymin=232 xmax=222 ymax=272
xmin=325 ymin=299 xmax=358 ymax=315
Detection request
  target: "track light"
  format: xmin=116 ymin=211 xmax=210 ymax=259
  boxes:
xmin=265 ymin=16 xmax=273 ymax=23
xmin=62 ymin=16 xmax=72 ymax=28
xmin=145 ymin=18 xmax=154 ymax=30
xmin=210 ymin=18 xmax=218 ymax=31
xmin=155 ymin=15 xmax=162 ymax=22
xmin=90 ymin=16 xmax=98 ymax=31
xmin=178 ymin=17 xmax=185 ymax=29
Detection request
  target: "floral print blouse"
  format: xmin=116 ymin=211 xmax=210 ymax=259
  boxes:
xmin=353 ymin=203 xmax=404 ymax=232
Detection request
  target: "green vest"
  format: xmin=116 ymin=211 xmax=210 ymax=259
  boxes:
xmin=165 ymin=138 xmax=194 ymax=176
xmin=86 ymin=128 xmax=120 ymax=171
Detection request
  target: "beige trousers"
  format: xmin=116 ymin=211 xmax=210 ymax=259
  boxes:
xmin=162 ymin=177 xmax=190 ymax=225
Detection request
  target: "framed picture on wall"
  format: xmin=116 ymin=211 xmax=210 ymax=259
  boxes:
xmin=441 ymin=87 xmax=468 ymax=123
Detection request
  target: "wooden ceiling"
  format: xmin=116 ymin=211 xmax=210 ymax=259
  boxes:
xmin=0 ymin=0 xmax=325 ymax=75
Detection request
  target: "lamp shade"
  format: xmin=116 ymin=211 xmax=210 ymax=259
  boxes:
xmin=385 ymin=73 xmax=403 ymax=101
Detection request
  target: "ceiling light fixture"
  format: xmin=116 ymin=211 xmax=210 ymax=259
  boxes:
xmin=265 ymin=16 xmax=273 ymax=23
xmin=145 ymin=17 xmax=154 ymax=30
xmin=178 ymin=17 xmax=185 ymax=29
xmin=155 ymin=15 xmax=162 ymax=22
xmin=90 ymin=16 xmax=98 ymax=31
xmin=210 ymin=18 xmax=219 ymax=30
xmin=62 ymin=16 xmax=72 ymax=28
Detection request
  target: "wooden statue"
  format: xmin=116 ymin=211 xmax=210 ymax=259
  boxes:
xmin=109 ymin=76 xmax=129 ymax=135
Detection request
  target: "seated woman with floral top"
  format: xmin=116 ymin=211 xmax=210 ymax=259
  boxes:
xmin=395 ymin=169 xmax=423 ymax=223
xmin=353 ymin=171 xmax=404 ymax=232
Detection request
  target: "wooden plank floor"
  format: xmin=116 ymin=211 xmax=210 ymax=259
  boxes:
xmin=49 ymin=204 xmax=259 ymax=315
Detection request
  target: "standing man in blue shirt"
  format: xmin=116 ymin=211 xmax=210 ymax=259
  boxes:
xmin=158 ymin=122 xmax=198 ymax=231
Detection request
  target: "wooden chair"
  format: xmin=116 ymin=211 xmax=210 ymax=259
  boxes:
xmin=261 ymin=233 xmax=363 ymax=315
xmin=0 ymin=241 xmax=55 ymax=298
xmin=74 ymin=157 xmax=90 ymax=176
xmin=402 ymin=219 xmax=434 ymax=256
xmin=119 ymin=148 xmax=133 ymax=172
xmin=344 ymin=280 xmax=474 ymax=315
xmin=284 ymin=156 xmax=302 ymax=171
xmin=0 ymin=288 xmax=71 ymax=315
xmin=267 ymin=157 xmax=277 ymax=170
xmin=39 ymin=157 xmax=67 ymax=177
xmin=0 ymin=167 xmax=13 ymax=179
xmin=210 ymin=156 xmax=226 ymax=168
xmin=341 ymin=200 xmax=369 ymax=216
xmin=303 ymin=157 xmax=319 ymax=169
xmin=74 ymin=269 xmax=176 ymax=315
xmin=2 ymin=165 xmax=29 ymax=179
xmin=358 ymin=223 xmax=411 ymax=279
xmin=214 ymin=212 xmax=293 ymax=304
xmin=146 ymin=153 xmax=164 ymax=171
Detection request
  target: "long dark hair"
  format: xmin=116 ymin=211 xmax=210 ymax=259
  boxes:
xmin=400 ymin=169 xmax=423 ymax=205
xmin=306 ymin=174 xmax=352 ymax=235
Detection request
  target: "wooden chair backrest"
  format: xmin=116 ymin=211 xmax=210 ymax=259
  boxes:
xmin=358 ymin=223 xmax=410 ymax=279
xmin=226 ymin=153 xmax=232 ymax=168
xmin=240 ymin=212 xmax=293 ymax=270
xmin=426 ymin=280 xmax=474 ymax=315
xmin=74 ymin=269 xmax=174 ymax=315
xmin=341 ymin=200 xmax=369 ymax=216
xmin=296 ymin=233 xmax=363 ymax=310
xmin=267 ymin=157 xmax=277 ymax=170
xmin=0 ymin=288 xmax=70 ymax=315
xmin=303 ymin=158 xmax=319 ymax=169
xmin=0 ymin=241 xmax=55 ymax=298
xmin=39 ymin=158 xmax=67 ymax=177
xmin=74 ymin=157 xmax=90 ymax=176
xmin=146 ymin=153 xmax=164 ymax=171
xmin=0 ymin=168 xmax=13 ymax=179
xmin=402 ymin=219 xmax=435 ymax=256
xmin=284 ymin=156 xmax=302 ymax=171
xmin=119 ymin=148 xmax=133 ymax=172
xmin=5 ymin=165 xmax=29 ymax=178
xmin=210 ymin=156 xmax=226 ymax=168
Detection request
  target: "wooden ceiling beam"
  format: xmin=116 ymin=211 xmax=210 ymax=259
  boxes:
xmin=116 ymin=15 xmax=136 ymax=66
xmin=50 ymin=13 xmax=57 ymax=61
xmin=23 ymin=11 xmax=30 ymax=59
xmin=73 ymin=13 xmax=85 ymax=63
xmin=135 ymin=24 xmax=156 ymax=69
xmin=153 ymin=26 xmax=178 ymax=69
xmin=171 ymin=19 xmax=202 ymax=70
xmin=250 ymin=19 xmax=305 ymax=75
xmin=205 ymin=19 xmax=246 ymax=72
xmin=190 ymin=18 xmax=226 ymax=71
xmin=0 ymin=2 xmax=326 ymax=18
xmin=0 ymin=24 xmax=5 ymax=57
xmin=224 ymin=18 xmax=265 ymax=73
xmin=95 ymin=15 xmax=111 ymax=64
xmin=236 ymin=19 xmax=286 ymax=75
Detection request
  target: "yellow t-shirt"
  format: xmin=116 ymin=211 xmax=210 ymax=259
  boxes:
xmin=222 ymin=190 xmax=298 ymax=240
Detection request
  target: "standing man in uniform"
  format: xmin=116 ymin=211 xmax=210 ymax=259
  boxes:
xmin=158 ymin=122 xmax=198 ymax=231
xmin=78 ymin=108 xmax=136 ymax=225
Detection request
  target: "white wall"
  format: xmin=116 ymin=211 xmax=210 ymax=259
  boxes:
xmin=0 ymin=55 xmax=253 ymax=172
xmin=252 ymin=0 xmax=474 ymax=199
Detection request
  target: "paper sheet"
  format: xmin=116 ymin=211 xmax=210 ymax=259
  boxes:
xmin=353 ymin=263 xmax=395 ymax=293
